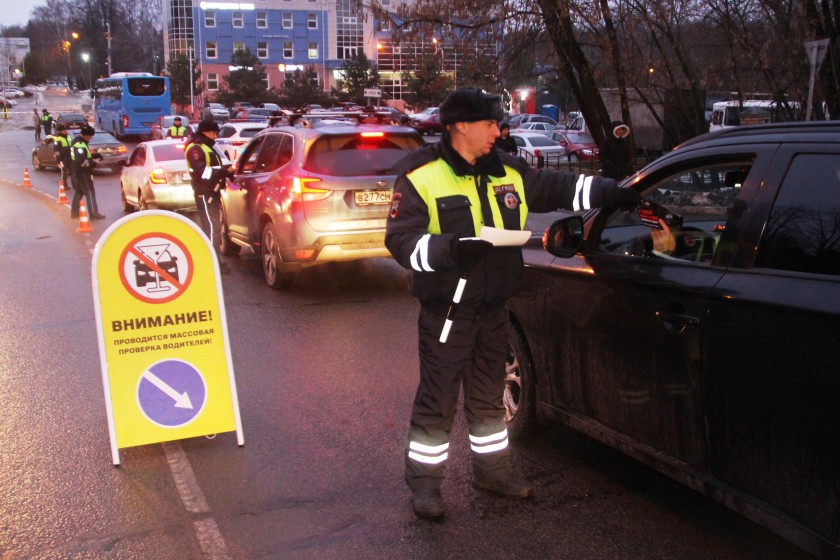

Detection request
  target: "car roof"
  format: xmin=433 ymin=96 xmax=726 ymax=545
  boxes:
xmin=511 ymin=131 xmax=550 ymax=138
xmin=261 ymin=123 xmax=419 ymax=140
xmin=222 ymin=122 xmax=268 ymax=130
xmin=140 ymin=139 xmax=189 ymax=147
xmin=674 ymin=121 xmax=840 ymax=152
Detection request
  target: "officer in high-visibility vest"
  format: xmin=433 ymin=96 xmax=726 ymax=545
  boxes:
xmin=70 ymin=125 xmax=105 ymax=220
xmin=385 ymin=87 xmax=641 ymax=518
xmin=167 ymin=117 xmax=187 ymax=139
xmin=185 ymin=119 xmax=233 ymax=274
xmin=52 ymin=123 xmax=73 ymax=190
xmin=40 ymin=109 xmax=53 ymax=136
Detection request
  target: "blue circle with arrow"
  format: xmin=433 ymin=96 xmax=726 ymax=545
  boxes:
xmin=137 ymin=359 xmax=207 ymax=427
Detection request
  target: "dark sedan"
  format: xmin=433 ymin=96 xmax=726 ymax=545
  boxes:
xmin=54 ymin=112 xmax=89 ymax=130
xmin=32 ymin=129 xmax=128 ymax=173
xmin=411 ymin=112 xmax=445 ymax=136
xmin=505 ymin=122 xmax=840 ymax=559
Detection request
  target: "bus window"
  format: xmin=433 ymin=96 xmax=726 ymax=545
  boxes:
xmin=128 ymin=78 xmax=166 ymax=97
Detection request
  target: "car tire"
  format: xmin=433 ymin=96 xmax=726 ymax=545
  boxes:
xmin=504 ymin=320 xmax=541 ymax=439
xmin=220 ymin=207 xmax=241 ymax=256
xmin=568 ymin=153 xmax=580 ymax=163
xmin=32 ymin=152 xmax=43 ymax=171
xmin=121 ymin=183 xmax=133 ymax=212
xmin=261 ymin=223 xmax=297 ymax=290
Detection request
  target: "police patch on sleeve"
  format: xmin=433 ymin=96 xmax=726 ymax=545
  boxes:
xmin=504 ymin=192 xmax=519 ymax=209
xmin=389 ymin=192 xmax=402 ymax=219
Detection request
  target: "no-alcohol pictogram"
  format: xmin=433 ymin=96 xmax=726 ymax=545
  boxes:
xmin=119 ymin=233 xmax=194 ymax=304
xmin=138 ymin=359 xmax=207 ymax=428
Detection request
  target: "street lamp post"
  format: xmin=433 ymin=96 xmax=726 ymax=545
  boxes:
xmin=81 ymin=52 xmax=91 ymax=91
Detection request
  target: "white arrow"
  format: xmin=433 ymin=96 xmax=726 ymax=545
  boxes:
xmin=141 ymin=370 xmax=194 ymax=409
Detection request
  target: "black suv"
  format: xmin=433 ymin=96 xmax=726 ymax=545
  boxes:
xmin=220 ymin=124 xmax=424 ymax=288
xmin=505 ymin=122 xmax=840 ymax=558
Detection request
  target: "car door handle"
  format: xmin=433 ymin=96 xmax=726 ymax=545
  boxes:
xmin=655 ymin=310 xmax=700 ymax=334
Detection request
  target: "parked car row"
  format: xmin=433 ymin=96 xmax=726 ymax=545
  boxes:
xmin=31 ymin=129 xmax=127 ymax=172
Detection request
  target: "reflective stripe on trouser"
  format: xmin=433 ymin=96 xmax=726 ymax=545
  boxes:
xmin=405 ymin=306 xmax=511 ymax=490
xmin=195 ymin=194 xmax=222 ymax=256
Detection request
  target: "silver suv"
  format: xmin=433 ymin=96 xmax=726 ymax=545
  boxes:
xmin=220 ymin=124 xmax=424 ymax=288
xmin=202 ymin=102 xmax=230 ymax=121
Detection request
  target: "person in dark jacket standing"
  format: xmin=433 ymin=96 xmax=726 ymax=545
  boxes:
xmin=32 ymin=109 xmax=42 ymax=141
xmin=52 ymin=124 xmax=73 ymax=191
xmin=185 ymin=119 xmax=233 ymax=274
xmin=385 ymin=88 xmax=640 ymax=519
xmin=599 ymin=120 xmax=634 ymax=181
xmin=70 ymin=125 xmax=105 ymax=219
xmin=494 ymin=122 xmax=518 ymax=155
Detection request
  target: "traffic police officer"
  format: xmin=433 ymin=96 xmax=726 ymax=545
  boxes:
xmin=385 ymin=87 xmax=640 ymax=518
xmin=52 ymin=124 xmax=73 ymax=191
xmin=185 ymin=119 xmax=233 ymax=274
xmin=167 ymin=117 xmax=187 ymax=139
xmin=70 ymin=124 xmax=105 ymax=220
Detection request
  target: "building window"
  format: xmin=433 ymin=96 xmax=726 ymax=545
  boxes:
xmin=208 ymin=73 xmax=218 ymax=90
xmin=258 ymin=42 xmax=268 ymax=58
xmin=308 ymin=42 xmax=319 ymax=59
xmin=307 ymin=13 xmax=318 ymax=30
xmin=262 ymin=75 xmax=269 ymax=89
xmin=232 ymin=11 xmax=244 ymax=27
xmin=204 ymin=10 xmax=216 ymax=28
xmin=282 ymin=13 xmax=293 ymax=29
xmin=283 ymin=41 xmax=293 ymax=59
xmin=206 ymin=41 xmax=217 ymax=59
xmin=256 ymin=11 xmax=267 ymax=28
xmin=233 ymin=41 xmax=245 ymax=53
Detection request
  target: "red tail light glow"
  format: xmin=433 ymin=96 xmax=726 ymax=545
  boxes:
xmin=122 ymin=115 xmax=129 ymax=129
xmin=117 ymin=145 xmax=127 ymax=154
xmin=291 ymin=177 xmax=330 ymax=201
xmin=149 ymin=168 xmax=168 ymax=184
xmin=534 ymin=149 xmax=541 ymax=157
xmin=360 ymin=132 xmax=385 ymax=138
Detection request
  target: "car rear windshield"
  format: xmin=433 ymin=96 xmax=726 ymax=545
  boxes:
xmin=89 ymin=132 xmax=119 ymax=144
xmin=127 ymin=78 xmax=166 ymax=97
xmin=61 ymin=114 xmax=86 ymax=122
xmin=241 ymin=128 xmax=264 ymax=138
xmin=527 ymin=136 xmax=560 ymax=147
xmin=304 ymin=132 xmax=422 ymax=176
xmin=152 ymin=143 xmax=187 ymax=162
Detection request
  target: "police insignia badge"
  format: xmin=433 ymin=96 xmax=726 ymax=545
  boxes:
xmin=389 ymin=192 xmax=402 ymax=219
xmin=504 ymin=192 xmax=518 ymax=209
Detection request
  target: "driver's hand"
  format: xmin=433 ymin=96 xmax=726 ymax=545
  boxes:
xmin=651 ymin=219 xmax=677 ymax=253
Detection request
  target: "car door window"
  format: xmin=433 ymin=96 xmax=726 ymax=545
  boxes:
xmin=259 ymin=134 xmax=293 ymax=171
xmin=130 ymin=146 xmax=146 ymax=166
xmin=754 ymin=153 xmax=840 ymax=276
xmin=599 ymin=160 xmax=752 ymax=263
xmin=217 ymin=127 xmax=233 ymax=139
xmin=237 ymin=136 xmax=265 ymax=174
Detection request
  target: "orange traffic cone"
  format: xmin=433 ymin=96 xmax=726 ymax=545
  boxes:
xmin=22 ymin=168 xmax=32 ymax=188
xmin=76 ymin=199 xmax=95 ymax=232
xmin=56 ymin=180 xmax=69 ymax=204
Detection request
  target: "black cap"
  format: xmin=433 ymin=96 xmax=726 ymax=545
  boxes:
xmin=80 ymin=124 xmax=95 ymax=136
xmin=197 ymin=119 xmax=220 ymax=133
xmin=439 ymin=87 xmax=504 ymax=125
xmin=56 ymin=123 xmax=68 ymax=132
xmin=173 ymin=116 xmax=182 ymax=122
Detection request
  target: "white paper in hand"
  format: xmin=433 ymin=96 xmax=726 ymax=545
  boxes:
xmin=479 ymin=226 xmax=531 ymax=247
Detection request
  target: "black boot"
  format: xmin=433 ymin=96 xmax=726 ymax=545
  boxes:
xmin=411 ymin=488 xmax=445 ymax=518
xmin=473 ymin=474 xmax=533 ymax=498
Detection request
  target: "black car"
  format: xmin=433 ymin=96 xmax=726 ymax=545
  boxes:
xmin=55 ymin=113 xmax=89 ymax=130
xmin=505 ymin=121 xmax=840 ymax=559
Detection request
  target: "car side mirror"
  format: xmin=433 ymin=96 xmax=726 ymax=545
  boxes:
xmin=543 ymin=216 xmax=584 ymax=258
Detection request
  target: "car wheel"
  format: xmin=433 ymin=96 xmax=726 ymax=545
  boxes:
xmin=568 ymin=152 xmax=580 ymax=163
xmin=32 ymin=152 xmax=42 ymax=171
xmin=138 ymin=189 xmax=149 ymax=211
xmin=120 ymin=183 xmax=133 ymax=212
xmin=504 ymin=320 xmax=540 ymax=439
xmin=220 ymin=207 xmax=241 ymax=256
xmin=261 ymin=223 xmax=297 ymax=290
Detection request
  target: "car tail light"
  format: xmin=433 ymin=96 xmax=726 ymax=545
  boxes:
xmin=117 ymin=145 xmax=127 ymax=154
xmin=534 ymin=149 xmax=541 ymax=157
xmin=122 ymin=115 xmax=129 ymax=129
xmin=291 ymin=177 xmax=330 ymax=201
xmin=232 ymin=140 xmax=247 ymax=146
xmin=294 ymin=249 xmax=316 ymax=259
xmin=149 ymin=168 xmax=168 ymax=184
xmin=360 ymin=132 xmax=384 ymax=138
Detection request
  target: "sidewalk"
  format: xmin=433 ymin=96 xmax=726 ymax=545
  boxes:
xmin=0 ymin=86 xmax=84 ymax=133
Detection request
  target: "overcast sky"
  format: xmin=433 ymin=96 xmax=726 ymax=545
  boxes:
xmin=6 ymin=0 xmax=41 ymax=28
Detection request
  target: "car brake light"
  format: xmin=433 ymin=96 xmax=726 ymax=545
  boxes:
xmin=122 ymin=115 xmax=129 ymax=128
xmin=534 ymin=149 xmax=541 ymax=157
xmin=117 ymin=145 xmax=127 ymax=154
xmin=149 ymin=168 xmax=168 ymax=184
xmin=291 ymin=177 xmax=330 ymax=201
xmin=360 ymin=132 xmax=384 ymax=138
xmin=232 ymin=140 xmax=247 ymax=146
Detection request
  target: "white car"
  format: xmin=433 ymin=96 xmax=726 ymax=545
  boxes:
xmin=203 ymin=102 xmax=230 ymax=121
xmin=214 ymin=122 xmax=268 ymax=163
xmin=510 ymin=131 xmax=567 ymax=165
xmin=512 ymin=122 xmax=557 ymax=136
xmin=120 ymin=140 xmax=195 ymax=212
xmin=2 ymin=88 xmax=24 ymax=98
xmin=0 ymin=96 xmax=18 ymax=108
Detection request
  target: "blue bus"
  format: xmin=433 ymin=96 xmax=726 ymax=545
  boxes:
xmin=94 ymin=73 xmax=171 ymax=139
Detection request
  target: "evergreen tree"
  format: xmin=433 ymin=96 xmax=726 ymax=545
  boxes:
xmin=334 ymin=51 xmax=379 ymax=104
xmin=167 ymin=53 xmax=203 ymax=110
xmin=214 ymin=48 xmax=268 ymax=105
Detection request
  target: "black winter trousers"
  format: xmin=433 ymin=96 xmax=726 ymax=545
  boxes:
xmin=405 ymin=306 xmax=512 ymax=490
